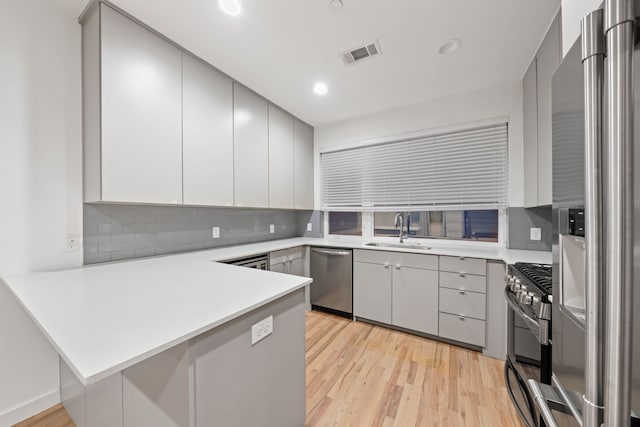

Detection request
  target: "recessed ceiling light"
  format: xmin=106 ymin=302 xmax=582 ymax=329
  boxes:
xmin=439 ymin=39 xmax=462 ymax=55
xmin=219 ymin=0 xmax=241 ymax=16
xmin=329 ymin=0 xmax=344 ymax=12
xmin=313 ymin=82 xmax=328 ymax=96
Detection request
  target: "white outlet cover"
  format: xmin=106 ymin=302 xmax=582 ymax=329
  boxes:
xmin=307 ymin=223 xmax=313 ymax=232
xmin=530 ymin=227 xmax=542 ymax=241
xmin=63 ymin=234 xmax=82 ymax=252
xmin=269 ymin=224 xmax=275 ymax=234
xmin=251 ymin=315 xmax=273 ymax=345
xmin=212 ymin=227 xmax=220 ymax=239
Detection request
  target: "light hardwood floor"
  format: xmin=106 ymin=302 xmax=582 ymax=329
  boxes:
xmin=15 ymin=310 xmax=522 ymax=427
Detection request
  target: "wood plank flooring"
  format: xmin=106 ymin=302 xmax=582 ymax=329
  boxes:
xmin=14 ymin=310 xmax=522 ymax=427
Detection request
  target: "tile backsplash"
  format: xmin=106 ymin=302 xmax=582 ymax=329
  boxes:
xmin=507 ymin=206 xmax=552 ymax=251
xmin=84 ymin=204 xmax=321 ymax=264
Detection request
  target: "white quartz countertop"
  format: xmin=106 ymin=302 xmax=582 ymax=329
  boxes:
xmin=2 ymin=255 xmax=311 ymax=386
xmin=193 ymin=237 xmax=552 ymax=265
xmin=1 ymin=236 xmax=549 ymax=386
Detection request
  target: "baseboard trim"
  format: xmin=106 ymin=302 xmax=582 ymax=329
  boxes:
xmin=0 ymin=389 xmax=60 ymax=426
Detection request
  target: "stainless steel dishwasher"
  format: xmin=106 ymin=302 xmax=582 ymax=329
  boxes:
xmin=310 ymin=247 xmax=352 ymax=317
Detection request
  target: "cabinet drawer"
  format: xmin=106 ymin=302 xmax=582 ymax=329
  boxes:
xmin=439 ymin=312 xmax=485 ymax=347
xmin=439 ymin=288 xmax=486 ymax=320
xmin=439 ymin=256 xmax=486 ymax=276
xmin=439 ymin=271 xmax=486 ymax=293
xmin=353 ymin=249 xmax=438 ymax=271
xmin=270 ymin=247 xmax=304 ymax=265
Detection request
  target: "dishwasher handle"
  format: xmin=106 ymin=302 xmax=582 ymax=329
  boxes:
xmin=311 ymin=248 xmax=352 ymax=256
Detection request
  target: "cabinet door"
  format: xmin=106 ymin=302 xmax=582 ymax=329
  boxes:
xmin=288 ymin=257 xmax=305 ymax=276
xmin=293 ymin=119 xmax=314 ymax=210
xmin=392 ymin=267 xmax=438 ymax=335
xmin=354 ymin=261 xmax=391 ymax=324
xmin=270 ymin=262 xmax=285 ymax=273
xmin=536 ymin=14 xmax=561 ymax=206
xmin=523 ymin=58 xmax=538 ymax=207
xmin=268 ymin=105 xmax=294 ymax=208
xmin=100 ymin=5 xmax=182 ymax=204
xmin=233 ymin=84 xmax=269 ymax=207
xmin=182 ymin=54 xmax=234 ymax=206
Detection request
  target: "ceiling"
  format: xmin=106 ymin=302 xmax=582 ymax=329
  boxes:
xmin=67 ymin=0 xmax=560 ymax=126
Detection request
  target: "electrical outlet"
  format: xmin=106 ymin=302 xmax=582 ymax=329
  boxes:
xmin=212 ymin=227 xmax=220 ymax=239
xmin=269 ymin=224 xmax=275 ymax=234
xmin=307 ymin=223 xmax=313 ymax=232
xmin=251 ymin=315 xmax=273 ymax=345
xmin=530 ymin=227 xmax=542 ymax=241
xmin=63 ymin=234 xmax=81 ymax=252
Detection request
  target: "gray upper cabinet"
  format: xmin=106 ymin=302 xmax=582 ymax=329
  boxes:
xmin=182 ymin=54 xmax=234 ymax=206
xmin=536 ymin=13 xmax=561 ymax=206
xmin=82 ymin=4 xmax=313 ymax=209
xmin=294 ymin=120 xmax=314 ymax=210
xmin=98 ymin=4 xmax=183 ymax=204
xmin=233 ymin=84 xmax=269 ymax=208
xmin=268 ymin=105 xmax=295 ymax=209
xmin=523 ymin=58 xmax=538 ymax=208
xmin=523 ymin=12 xmax=561 ymax=207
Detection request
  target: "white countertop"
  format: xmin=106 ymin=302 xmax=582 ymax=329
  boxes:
xmin=195 ymin=237 xmax=552 ymax=265
xmin=1 ymin=236 xmax=549 ymax=386
xmin=2 ymin=255 xmax=311 ymax=386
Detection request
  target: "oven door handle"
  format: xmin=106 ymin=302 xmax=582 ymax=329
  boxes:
xmin=504 ymin=288 xmax=541 ymax=337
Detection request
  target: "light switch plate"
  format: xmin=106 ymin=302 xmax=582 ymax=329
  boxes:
xmin=530 ymin=227 xmax=542 ymax=241
xmin=251 ymin=315 xmax=273 ymax=345
xmin=212 ymin=227 xmax=220 ymax=239
xmin=307 ymin=223 xmax=313 ymax=232
xmin=269 ymin=224 xmax=275 ymax=234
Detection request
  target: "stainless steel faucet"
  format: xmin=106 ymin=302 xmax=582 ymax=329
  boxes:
xmin=395 ymin=213 xmax=405 ymax=243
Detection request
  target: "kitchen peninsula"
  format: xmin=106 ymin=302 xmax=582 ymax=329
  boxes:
xmin=2 ymin=251 xmax=311 ymax=427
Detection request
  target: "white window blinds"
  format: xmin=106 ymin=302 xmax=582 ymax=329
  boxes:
xmin=321 ymin=124 xmax=508 ymax=211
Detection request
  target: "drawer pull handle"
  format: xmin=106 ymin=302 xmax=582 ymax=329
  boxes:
xmin=383 ymin=263 xmax=390 ymax=268
xmin=459 ymin=257 xmax=466 ymax=261
xmin=459 ymin=272 xmax=466 ymax=277
xmin=395 ymin=264 xmax=401 ymax=270
xmin=459 ymin=290 xmax=466 ymax=295
xmin=459 ymin=315 xmax=466 ymax=321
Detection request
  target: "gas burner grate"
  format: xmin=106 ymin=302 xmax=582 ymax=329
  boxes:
xmin=513 ymin=262 xmax=553 ymax=295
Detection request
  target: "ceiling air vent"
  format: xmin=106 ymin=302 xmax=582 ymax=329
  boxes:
xmin=341 ymin=39 xmax=382 ymax=65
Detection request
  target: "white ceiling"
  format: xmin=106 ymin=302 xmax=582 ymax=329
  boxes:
xmin=68 ymin=0 xmax=560 ymax=126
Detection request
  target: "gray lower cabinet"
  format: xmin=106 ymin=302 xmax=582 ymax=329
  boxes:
xmin=353 ymin=261 xmax=392 ymax=324
xmin=438 ymin=256 xmax=487 ymax=347
xmin=391 ymin=267 xmax=438 ymax=335
xmin=438 ymin=312 xmax=486 ymax=348
xmin=269 ymin=247 xmax=306 ymax=276
xmin=353 ymin=250 xmax=439 ymax=334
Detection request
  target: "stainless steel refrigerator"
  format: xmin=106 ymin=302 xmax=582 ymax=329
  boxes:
xmin=535 ymin=0 xmax=640 ymax=426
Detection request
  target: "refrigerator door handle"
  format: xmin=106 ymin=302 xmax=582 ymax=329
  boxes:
xmin=581 ymin=9 xmax=606 ymax=427
xmin=603 ymin=0 xmax=636 ymax=425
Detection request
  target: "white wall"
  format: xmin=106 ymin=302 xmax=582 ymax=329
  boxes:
xmin=0 ymin=1 xmax=83 ymax=424
xmin=314 ymin=80 xmax=525 ymax=208
xmin=561 ymin=0 xmax=602 ymax=57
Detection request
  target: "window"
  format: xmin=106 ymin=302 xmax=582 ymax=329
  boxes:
xmin=328 ymin=212 xmax=362 ymax=236
xmin=373 ymin=210 xmax=499 ymax=242
xmin=320 ymin=124 xmax=508 ymax=211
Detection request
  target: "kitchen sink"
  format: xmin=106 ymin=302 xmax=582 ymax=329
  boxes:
xmin=364 ymin=242 xmax=431 ymax=250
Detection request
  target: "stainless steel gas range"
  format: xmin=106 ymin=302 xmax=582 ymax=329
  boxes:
xmin=505 ymin=262 xmax=553 ymax=427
